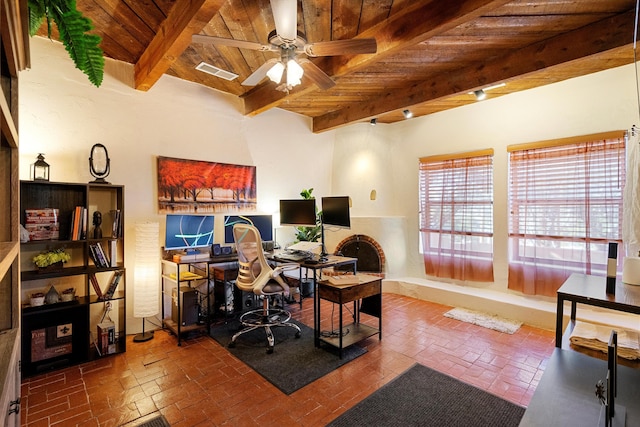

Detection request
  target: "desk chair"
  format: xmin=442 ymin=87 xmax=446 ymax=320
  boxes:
xmin=230 ymin=223 xmax=301 ymax=353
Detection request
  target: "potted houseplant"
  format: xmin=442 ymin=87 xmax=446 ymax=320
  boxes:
xmin=294 ymin=188 xmax=322 ymax=243
xmin=33 ymin=248 xmax=71 ymax=272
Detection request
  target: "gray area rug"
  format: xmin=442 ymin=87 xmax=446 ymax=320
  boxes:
xmin=210 ymin=318 xmax=367 ymax=395
xmin=328 ymin=363 xmax=526 ymax=427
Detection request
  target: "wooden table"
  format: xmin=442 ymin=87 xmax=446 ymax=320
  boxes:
xmin=555 ymin=273 xmax=640 ymax=349
xmin=317 ymin=274 xmax=382 ymax=358
xmin=520 ymin=348 xmax=640 ymax=426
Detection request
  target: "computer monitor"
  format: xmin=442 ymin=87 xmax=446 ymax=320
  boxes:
xmin=279 ymin=199 xmax=317 ymax=227
xmin=321 ymin=196 xmax=351 ymax=228
xmin=164 ymin=214 xmax=214 ymax=253
xmin=224 ymin=215 xmax=273 ymax=243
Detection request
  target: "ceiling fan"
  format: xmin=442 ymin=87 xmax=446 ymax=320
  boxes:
xmin=192 ymin=0 xmax=377 ymax=92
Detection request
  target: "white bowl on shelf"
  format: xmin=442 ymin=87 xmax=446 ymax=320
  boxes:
xmin=30 ymin=294 xmax=45 ymax=307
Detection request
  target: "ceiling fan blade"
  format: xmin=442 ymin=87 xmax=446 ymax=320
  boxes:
xmin=304 ymin=38 xmax=377 ymax=57
xmin=192 ymin=34 xmax=273 ymax=51
xmin=242 ymin=58 xmax=280 ymax=86
xmin=297 ymin=58 xmax=335 ymax=90
xmin=270 ymin=0 xmax=297 ymax=42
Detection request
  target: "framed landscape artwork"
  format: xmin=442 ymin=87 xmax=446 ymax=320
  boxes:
xmin=157 ymin=156 xmax=257 ymax=214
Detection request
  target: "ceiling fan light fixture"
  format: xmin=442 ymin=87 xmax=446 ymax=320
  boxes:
xmin=267 ymin=61 xmax=285 ymax=83
xmin=403 ymin=109 xmax=413 ymax=119
xmin=270 ymin=0 xmax=297 ymax=42
xmin=286 ymin=59 xmax=304 ymax=87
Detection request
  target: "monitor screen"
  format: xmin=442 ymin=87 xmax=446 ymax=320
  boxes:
xmin=224 ymin=215 xmax=273 ymax=243
xmin=321 ymin=196 xmax=351 ymax=228
xmin=279 ymin=199 xmax=317 ymax=227
xmin=164 ymin=214 xmax=215 ymax=251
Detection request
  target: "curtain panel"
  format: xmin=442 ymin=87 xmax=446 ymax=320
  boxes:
xmin=419 ymin=149 xmax=494 ymax=282
xmin=507 ymin=132 xmax=626 ymax=297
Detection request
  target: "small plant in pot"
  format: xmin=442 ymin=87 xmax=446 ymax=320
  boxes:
xmin=33 ymin=248 xmax=71 ymax=272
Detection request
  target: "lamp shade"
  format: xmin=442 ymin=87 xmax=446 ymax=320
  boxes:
xmin=133 ymin=222 xmax=160 ymax=318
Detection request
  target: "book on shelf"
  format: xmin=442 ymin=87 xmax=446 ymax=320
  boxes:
xmin=101 ymin=270 xmax=123 ymax=300
xmin=89 ymin=273 xmax=103 ymax=299
xmin=111 ymin=209 xmax=122 ymax=238
xmin=108 ymin=240 xmax=117 ymax=267
xmin=69 ymin=206 xmax=87 ymax=240
xmin=89 ymin=242 xmax=110 ymax=268
xmin=96 ymin=321 xmax=116 ymax=355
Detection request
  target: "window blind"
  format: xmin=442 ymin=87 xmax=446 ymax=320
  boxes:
xmin=419 ymin=150 xmax=494 ymax=282
xmin=507 ymin=135 xmax=626 ymax=296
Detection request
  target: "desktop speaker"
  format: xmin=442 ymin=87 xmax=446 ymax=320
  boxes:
xmin=171 ymin=287 xmax=199 ymax=326
xmin=211 ymin=243 xmax=221 ymax=256
xmin=221 ymin=246 xmax=232 ymax=255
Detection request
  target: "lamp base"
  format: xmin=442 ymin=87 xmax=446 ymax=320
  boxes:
xmin=133 ymin=331 xmax=154 ymax=342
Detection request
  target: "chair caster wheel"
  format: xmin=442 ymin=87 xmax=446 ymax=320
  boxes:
xmin=267 ymin=346 xmax=274 ymax=354
xmin=295 ymin=331 xmax=301 ymax=339
xmin=228 ymin=341 xmax=236 ymax=348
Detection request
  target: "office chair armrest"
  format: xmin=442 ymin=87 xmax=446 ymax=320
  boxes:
xmin=271 ymin=263 xmax=299 ymax=277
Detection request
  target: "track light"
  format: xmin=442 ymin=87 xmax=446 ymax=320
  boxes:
xmin=474 ymin=89 xmax=487 ymax=101
xmin=370 ymin=118 xmax=377 ymax=125
xmin=469 ymin=83 xmax=506 ymax=101
xmin=403 ymin=109 xmax=413 ymax=119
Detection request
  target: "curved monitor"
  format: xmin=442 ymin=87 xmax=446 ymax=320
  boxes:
xmin=224 ymin=215 xmax=273 ymax=243
xmin=321 ymin=196 xmax=351 ymax=228
xmin=165 ymin=214 xmax=214 ymax=251
xmin=280 ymin=199 xmax=317 ymax=227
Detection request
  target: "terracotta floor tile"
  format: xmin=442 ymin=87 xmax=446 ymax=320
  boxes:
xmin=20 ymin=292 xmax=556 ymax=426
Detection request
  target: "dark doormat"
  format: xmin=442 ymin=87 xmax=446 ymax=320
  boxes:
xmin=328 ymin=363 xmax=526 ymax=427
xmin=210 ymin=318 xmax=367 ymax=395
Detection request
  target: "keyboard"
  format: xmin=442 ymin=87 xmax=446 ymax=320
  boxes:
xmin=274 ymin=251 xmax=310 ymax=262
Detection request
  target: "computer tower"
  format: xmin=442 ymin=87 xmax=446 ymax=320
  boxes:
xmin=171 ymin=287 xmax=199 ymax=326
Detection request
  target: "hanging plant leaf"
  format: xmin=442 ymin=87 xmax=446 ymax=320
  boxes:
xmin=27 ymin=0 xmax=104 ymax=87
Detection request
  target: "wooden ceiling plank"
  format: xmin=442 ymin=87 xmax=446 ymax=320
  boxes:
xmin=243 ymin=0 xmax=512 ymax=116
xmin=312 ymin=8 xmax=636 ymax=132
xmin=134 ymin=0 xmax=226 ymax=91
xmin=302 ymin=0 xmax=332 ymax=43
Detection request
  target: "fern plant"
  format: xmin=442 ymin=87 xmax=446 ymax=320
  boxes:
xmin=28 ymin=0 xmax=104 ymax=87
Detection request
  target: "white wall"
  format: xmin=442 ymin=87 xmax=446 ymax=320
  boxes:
xmin=19 ymin=37 xmax=335 ymax=333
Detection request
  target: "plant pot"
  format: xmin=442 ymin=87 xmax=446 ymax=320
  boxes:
xmin=37 ymin=261 xmax=64 ymax=273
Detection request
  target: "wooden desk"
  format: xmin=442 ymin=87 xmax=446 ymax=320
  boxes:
xmin=520 ymin=348 xmax=640 ymax=426
xmin=317 ymin=274 xmax=382 ymax=358
xmin=556 ymin=273 xmax=640 ymax=348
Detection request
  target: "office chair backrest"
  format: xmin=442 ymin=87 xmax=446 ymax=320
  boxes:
xmin=233 ymin=223 xmax=273 ymax=292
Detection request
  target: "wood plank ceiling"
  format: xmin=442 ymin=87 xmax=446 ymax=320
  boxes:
xmin=43 ymin=0 xmax=638 ymax=132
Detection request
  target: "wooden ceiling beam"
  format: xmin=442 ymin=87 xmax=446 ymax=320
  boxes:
xmin=242 ymin=0 xmax=512 ymax=116
xmin=312 ymin=8 xmax=637 ymax=132
xmin=134 ymin=0 xmax=226 ymax=91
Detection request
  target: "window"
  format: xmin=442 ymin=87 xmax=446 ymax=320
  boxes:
xmin=419 ymin=149 xmax=494 ymax=282
xmin=507 ymin=131 xmax=626 ymax=296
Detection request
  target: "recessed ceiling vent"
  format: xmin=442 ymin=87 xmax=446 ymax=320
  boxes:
xmin=195 ymin=62 xmax=238 ymax=81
